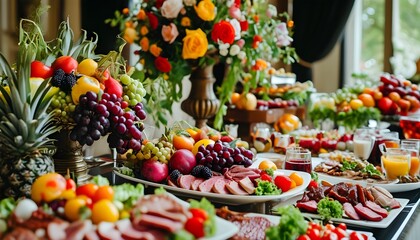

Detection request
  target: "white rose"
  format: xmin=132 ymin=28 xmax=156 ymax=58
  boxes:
xmin=226 ymin=57 xmax=232 ymax=64
xmin=220 ymin=48 xmax=229 ymax=56
xmin=238 ymin=51 xmax=246 ymax=60
xmin=226 ymin=0 xmax=234 ymax=8
xmin=229 ymin=19 xmax=241 ymax=40
xmin=229 ymin=45 xmax=240 ymax=56
xmin=161 ymin=0 xmax=184 ymax=19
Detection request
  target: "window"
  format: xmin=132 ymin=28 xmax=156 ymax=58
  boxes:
xmin=344 ymin=0 xmax=420 ymax=84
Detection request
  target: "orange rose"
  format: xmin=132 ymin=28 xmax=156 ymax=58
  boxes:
xmin=182 ymin=29 xmax=208 ymax=59
xmin=150 ymin=44 xmax=162 ymax=57
xmin=140 ymin=37 xmax=149 ymax=51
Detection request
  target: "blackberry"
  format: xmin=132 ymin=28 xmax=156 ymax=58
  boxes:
xmin=191 ymin=165 xmax=205 ymax=177
xmin=51 ymin=69 xmax=65 ymax=87
xmin=60 ymin=73 xmax=77 ymax=92
xmin=201 ymin=166 xmax=213 ymax=179
xmin=169 ymin=169 xmax=182 ymax=182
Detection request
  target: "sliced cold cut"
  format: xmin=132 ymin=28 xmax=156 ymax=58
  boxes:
xmin=296 ymin=200 xmax=318 ymax=213
xmin=115 ymin=218 xmax=155 ymax=240
xmin=239 ymin=177 xmax=256 ymax=194
xmin=213 ymin=178 xmax=230 ymax=194
xmin=198 ymin=176 xmax=224 ymax=192
xmin=191 ymin=178 xmax=204 ymax=191
xmin=364 ymin=201 xmax=389 ymax=218
xmin=343 ymin=202 xmax=360 ymax=220
xmin=354 ymin=203 xmax=383 ymax=221
xmin=177 ymin=175 xmax=196 ymax=189
xmin=226 ymin=181 xmax=249 ymax=195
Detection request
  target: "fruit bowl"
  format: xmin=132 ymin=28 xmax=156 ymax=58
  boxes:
xmin=400 ymin=115 xmax=420 ymax=139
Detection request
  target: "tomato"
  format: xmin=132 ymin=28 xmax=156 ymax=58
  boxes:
xmin=91 ymin=199 xmax=119 ymax=224
xmin=92 ymin=185 xmax=114 ymax=203
xmin=189 ymin=208 xmax=208 ymax=221
xmin=321 ymin=230 xmax=338 ymax=240
xmin=66 ymin=178 xmax=76 ymax=191
xmin=297 ymin=235 xmax=311 ymax=240
xmin=274 ymin=175 xmax=292 ymax=192
xmin=336 ymin=223 xmax=347 ymax=231
xmin=184 ymin=216 xmax=205 ymax=238
xmin=76 ymin=183 xmax=99 ymax=199
xmin=308 ymin=222 xmax=322 ymax=231
xmin=52 ymin=56 xmax=78 ymax=74
xmin=349 ymin=231 xmax=367 ymax=240
xmin=324 ymin=224 xmax=336 ymax=231
xmin=64 ymin=197 xmax=89 ymax=221
xmin=289 ymin=172 xmax=304 ymax=186
xmin=260 ymin=173 xmax=272 ymax=182
xmin=308 ymin=180 xmax=319 ymax=189
xmin=306 ymin=228 xmax=320 ymax=240
xmin=30 ymin=61 xmax=53 ymax=79
xmin=172 ymin=134 xmax=195 ymax=151
xmin=333 ymin=227 xmax=347 ymax=240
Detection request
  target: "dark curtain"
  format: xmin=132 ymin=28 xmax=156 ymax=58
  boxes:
xmin=291 ymin=0 xmax=355 ymax=82
xmin=81 ymin=0 xmax=129 ymax=54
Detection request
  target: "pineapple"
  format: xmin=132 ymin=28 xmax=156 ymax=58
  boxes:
xmin=0 ymin=20 xmax=60 ymax=198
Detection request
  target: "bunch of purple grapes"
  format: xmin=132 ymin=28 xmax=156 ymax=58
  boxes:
xmin=70 ymin=91 xmax=147 ymax=154
xmin=195 ymin=140 xmax=254 ymax=172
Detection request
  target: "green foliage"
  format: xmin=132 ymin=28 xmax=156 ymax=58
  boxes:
xmin=317 ymin=197 xmax=344 ymax=221
xmin=255 ymin=180 xmax=281 ymax=196
xmin=266 ymin=205 xmax=307 ymax=240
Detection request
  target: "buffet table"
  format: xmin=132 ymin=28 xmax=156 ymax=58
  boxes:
xmin=89 ymin=160 xmax=420 ymax=240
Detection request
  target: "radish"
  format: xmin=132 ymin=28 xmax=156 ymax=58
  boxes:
xmin=141 ymin=159 xmax=169 ymax=183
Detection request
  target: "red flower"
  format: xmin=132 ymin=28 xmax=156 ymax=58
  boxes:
xmin=154 ymin=56 xmax=172 ymax=73
xmin=252 ymin=35 xmax=263 ymax=48
xmin=146 ymin=12 xmax=159 ymax=30
xmin=155 ymin=0 xmax=164 ymax=8
xmin=211 ymin=21 xmax=235 ymax=44
xmin=239 ymin=20 xmax=249 ymax=31
xmin=234 ymin=0 xmax=241 ymax=7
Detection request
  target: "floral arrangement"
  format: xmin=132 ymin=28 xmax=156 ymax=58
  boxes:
xmin=108 ymin=0 xmax=298 ymax=129
xmin=25 ymin=19 xmax=149 ymax=154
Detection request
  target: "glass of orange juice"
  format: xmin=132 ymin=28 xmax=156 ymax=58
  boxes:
xmin=381 ymin=147 xmax=411 ymax=180
xmin=401 ymin=140 xmax=420 ymax=177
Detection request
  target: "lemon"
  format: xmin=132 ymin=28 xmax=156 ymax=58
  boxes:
xmin=192 ymin=139 xmax=215 ymax=155
xmin=258 ymin=160 xmax=277 ymax=170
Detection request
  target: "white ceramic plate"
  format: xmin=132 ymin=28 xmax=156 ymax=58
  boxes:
xmin=294 ymin=198 xmax=409 ymax=229
xmin=166 ymin=193 xmax=239 ymax=240
xmin=244 ymin=213 xmax=376 ymax=240
xmin=113 ymin=169 xmax=311 ymax=205
xmin=313 ymin=157 xmax=420 ymax=193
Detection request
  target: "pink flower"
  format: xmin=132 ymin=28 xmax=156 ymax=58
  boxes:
xmin=229 ymin=6 xmax=241 ymax=20
xmin=161 ymin=23 xmax=179 ymax=44
xmin=236 ymin=39 xmax=245 ymax=48
xmin=161 ymin=0 xmax=184 ymax=19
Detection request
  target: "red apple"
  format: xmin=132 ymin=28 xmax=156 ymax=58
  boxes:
xmin=169 ymin=149 xmax=196 ymax=174
xmin=377 ymin=97 xmax=393 ymax=115
xmin=140 ymin=159 xmax=169 ymax=183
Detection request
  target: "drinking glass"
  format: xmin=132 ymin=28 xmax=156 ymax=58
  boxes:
xmin=381 ymin=147 xmax=411 ymax=180
xmin=353 ymin=128 xmax=376 ymax=160
xmin=401 ymin=140 xmax=420 ymax=177
xmin=273 ymin=132 xmax=292 ymax=154
xmin=252 ymin=125 xmax=272 ymax=152
xmin=225 ymin=124 xmax=238 ymax=138
xmin=284 ymin=147 xmax=312 ymax=173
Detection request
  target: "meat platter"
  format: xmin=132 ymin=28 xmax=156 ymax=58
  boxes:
xmin=113 ymin=169 xmax=311 ymax=205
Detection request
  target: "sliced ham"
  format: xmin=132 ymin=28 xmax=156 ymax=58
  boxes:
xmin=65 ymin=220 xmax=94 ymax=240
xmin=47 ymin=221 xmax=69 ymax=240
xmin=239 ymin=177 xmax=256 ymax=194
xmin=191 ymin=178 xmax=205 ymax=191
xmin=213 ymin=178 xmax=230 ymax=194
xmin=226 ymin=181 xmax=249 ymax=195
xmin=343 ymin=202 xmax=360 ymax=220
xmin=144 ymin=209 xmax=188 ymax=222
xmin=178 ymin=175 xmax=196 ymax=189
xmin=84 ymin=230 xmax=101 ymax=240
xmin=167 ymin=178 xmax=177 ymax=187
xmin=354 ymin=203 xmax=383 ymax=221
xmin=198 ymin=176 xmax=224 ymax=192
xmin=96 ymin=221 xmax=123 ymax=240
xmin=115 ymin=218 xmax=155 ymax=240
xmin=296 ymin=200 xmax=318 ymax=213
xmin=136 ymin=213 xmax=184 ymax=233
xmin=364 ymin=201 xmax=389 ymax=218
xmin=357 ymin=184 xmax=366 ymax=204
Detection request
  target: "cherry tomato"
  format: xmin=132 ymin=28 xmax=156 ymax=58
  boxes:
xmin=92 ymin=185 xmax=114 ymax=203
xmin=321 ymin=230 xmax=338 ymax=240
xmin=349 ymin=231 xmax=367 ymax=240
xmin=306 ymin=227 xmax=320 ymax=240
xmin=189 ymin=208 xmax=208 ymax=221
xmin=76 ymin=183 xmax=98 ymax=199
xmin=308 ymin=180 xmax=319 ymax=189
xmin=30 ymin=61 xmax=53 ymax=79
xmin=324 ymin=224 xmax=336 ymax=231
xmin=308 ymin=222 xmax=322 ymax=231
xmin=91 ymin=199 xmax=119 ymax=224
xmin=333 ymin=227 xmax=347 ymax=240
xmin=274 ymin=175 xmax=292 ymax=192
xmin=52 ymin=56 xmax=78 ymax=74
xmin=184 ymin=217 xmax=205 ymax=238
xmin=65 ymin=178 xmax=76 ymax=191
xmin=297 ymin=234 xmax=311 ymax=240
xmin=260 ymin=173 xmax=272 ymax=182
xmin=336 ymin=223 xmax=347 ymax=231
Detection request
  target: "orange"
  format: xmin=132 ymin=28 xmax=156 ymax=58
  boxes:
xmin=349 ymin=99 xmax=363 ymax=110
xmin=388 ymin=92 xmax=401 ymax=102
xmin=362 ymin=87 xmax=374 ymax=95
xmin=231 ymin=92 xmax=241 ymax=105
xmin=358 ymin=93 xmax=375 ymax=107
xmin=289 ymin=172 xmax=304 ymax=186
xmin=192 ymin=139 xmax=215 ymax=155
xmin=290 ymin=179 xmax=297 ymax=189
xmin=172 ymin=134 xmax=194 ymax=151
xmin=258 ymin=160 xmax=277 ymax=171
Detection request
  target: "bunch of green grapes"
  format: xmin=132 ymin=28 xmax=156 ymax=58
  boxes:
xmin=49 ymin=90 xmax=76 ymax=124
xmin=132 ymin=141 xmax=174 ymax=163
xmin=120 ymin=74 xmax=147 ymax=107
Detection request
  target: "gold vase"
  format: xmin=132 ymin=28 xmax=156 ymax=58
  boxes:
xmin=181 ymin=64 xmax=220 ymax=128
xmin=52 ymin=130 xmax=91 ymax=183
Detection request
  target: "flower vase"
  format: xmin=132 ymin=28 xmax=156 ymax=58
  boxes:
xmin=52 ymin=130 xmax=91 ymax=183
xmin=181 ymin=64 xmax=220 ymax=128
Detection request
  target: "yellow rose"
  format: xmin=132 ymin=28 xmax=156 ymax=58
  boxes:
xmin=140 ymin=37 xmax=149 ymax=51
xmin=181 ymin=17 xmax=191 ymax=27
xmin=150 ymin=44 xmax=162 ymax=57
xmin=182 ymin=29 xmax=208 ymax=59
xmin=194 ymin=0 xmax=216 ymax=21
xmin=123 ymin=27 xmax=138 ymax=44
